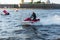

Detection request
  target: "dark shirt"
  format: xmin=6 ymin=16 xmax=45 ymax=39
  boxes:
xmin=30 ymin=12 xmax=36 ymax=20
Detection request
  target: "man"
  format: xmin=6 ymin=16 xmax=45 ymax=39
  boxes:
xmin=30 ymin=12 xmax=36 ymax=20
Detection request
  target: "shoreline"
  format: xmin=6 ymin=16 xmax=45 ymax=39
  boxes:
xmin=0 ymin=8 xmax=60 ymax=10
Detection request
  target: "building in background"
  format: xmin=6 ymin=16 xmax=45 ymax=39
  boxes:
xmin=0 ymin=4 xmax=19 ymax=8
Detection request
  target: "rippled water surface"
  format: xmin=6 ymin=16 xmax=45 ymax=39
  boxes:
xmin=0 ymin=9 xmax=60 ymax=40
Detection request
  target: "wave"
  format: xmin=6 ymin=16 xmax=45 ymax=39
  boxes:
xmin=40 ymin=15 xmax=60 ymax=25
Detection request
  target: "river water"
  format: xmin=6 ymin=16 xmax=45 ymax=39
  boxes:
xmin=0 ymin=9 xmax=60 ymax=40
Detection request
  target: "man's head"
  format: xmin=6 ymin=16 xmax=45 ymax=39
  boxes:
xmin=33 ymin=12 xmax=35 ymax=14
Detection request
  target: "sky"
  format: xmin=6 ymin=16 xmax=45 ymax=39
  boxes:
xmin=0 ymin=0 xmax=60 ymax=4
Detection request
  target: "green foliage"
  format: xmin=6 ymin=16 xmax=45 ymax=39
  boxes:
xmin=37 ymin=1 xmax=41 ymax=3
xmin=28 ymin=2 xmax=33 ymax=4
xmin=27 ymin=1 xmax=45 ymax=4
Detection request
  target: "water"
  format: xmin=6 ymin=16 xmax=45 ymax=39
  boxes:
xmin=0 ymin=9 xmax=60 ymax=40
